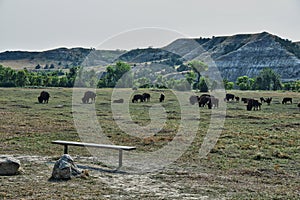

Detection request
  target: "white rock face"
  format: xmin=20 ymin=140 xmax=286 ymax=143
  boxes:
xmin=0 ymin=156 xmax=21 ymax=175
xmin=164 ymin=32 xmax=300 ymax=82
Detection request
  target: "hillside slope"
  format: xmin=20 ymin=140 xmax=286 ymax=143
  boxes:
xmin=1 ymin=32 xmax=299 ymax=82
xmin=163 ymin=32 xmax=300 ymax=82
xmin=0 ymin=48 xmax=125 ymax=69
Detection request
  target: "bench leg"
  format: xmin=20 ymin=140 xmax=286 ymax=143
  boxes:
xmin=64 ymin=145 xmax=68 ymax=154
xmin=118 ymin=149 xmax=123 ymax=170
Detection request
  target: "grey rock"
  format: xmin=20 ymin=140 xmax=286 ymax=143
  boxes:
xmin=51 ymin=154 xmax=81 ymax=180
xmin=0 ymin=156 xmax=21 ymax=175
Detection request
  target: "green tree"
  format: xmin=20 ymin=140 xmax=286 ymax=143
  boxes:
xmin=185 ymin=71 xmax=196 ymax=85
xmin=187 ymin=60 xmax=208 ymax=89
xmin=236 ymin=76 xmax=254 ymax=90
xmin=98 ymin=62 xmax=131 ymax=88
xmin=16 ymin=70 xmax=29 ymax=87
xmin=254 ymin=68 xmax=282 ymax=90
xmin=223 ymin=79 xmax=234 ymax=90
xmin=198 ymin=77 xmax=209 ymax=92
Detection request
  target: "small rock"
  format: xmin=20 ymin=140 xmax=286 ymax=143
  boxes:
xmin=50 ymin=154 xmax=81 ymax=180
xmin=0 ymin=156 xmax=21 ymax=175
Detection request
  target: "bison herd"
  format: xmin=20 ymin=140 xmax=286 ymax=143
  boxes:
xmin=36 ymin=90 xmax=298 ymax=111
xmin=189 ymin=93 xmax=298 ymax=111
xmin=131 ymin=93 xmax=165 ymax=103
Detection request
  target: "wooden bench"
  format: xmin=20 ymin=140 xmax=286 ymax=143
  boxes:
xmin=52 ymin=140 xmax=136 ymax=170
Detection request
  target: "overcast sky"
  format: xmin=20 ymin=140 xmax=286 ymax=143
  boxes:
xmin=0 ymin=0 xmax=299 ymax=52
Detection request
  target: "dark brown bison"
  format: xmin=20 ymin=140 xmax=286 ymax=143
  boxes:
xmin=132 ymin=94 xmax=144 ymax=103
xmin=265 ymin=97 xmax=272 ymax=105
xmin=142 ymin=93 xmax=151 ymax=102
xmin=197 ymin=94 xmax=211 ymax=107
xmin=113 ymin=99 xmax=124 ymax=103
xmin=235 ymin=96 xmax=240 ymax=102
xmin=282 ymin=97 xmax=292 ymax=104
xmin=159 ymin=93 xmax=165 ymax=102
xmin=246 ymin=99 xmax=261 ymax=111
xmin=225 ymin=93 xmax=235 ymax=101
xmin=198 ymin=95 xmax=210 ymax=107
xmin=260 ymin=97 xmax=266 ymax=103
xmin=82 ymin=91 xmax=96 ymax=104
xmin=189 ymin=95 xmax=199 ymax=105
xmin=38 ymin=91 xmax=50 ymax=103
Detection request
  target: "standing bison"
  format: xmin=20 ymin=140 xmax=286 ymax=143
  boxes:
xmin=282 ymin=97 xmax=292 ymax=104
xmin=159 ymin=93 xmax=165 ymax=102
xmin=142 ymin=93 xmax=151 ymax=102
xmin=246 ymin=99 xmax=261 ymax=111
xmin=82 ymin=91 xmax=96 ymax=104
xmin=225 ymin=93 xmax=235 ymax=101
xmin=132 ymin=94 xmax=144 ymax=103
xmin=38 ymin=91 xmax=50 ymax=103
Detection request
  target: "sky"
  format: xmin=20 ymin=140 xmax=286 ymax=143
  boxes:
xmin=0 ymin=0 xmax=299 ymax=52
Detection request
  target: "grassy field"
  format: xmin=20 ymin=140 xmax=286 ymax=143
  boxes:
xmin=0 ymin=87 xmax=299 ymax=199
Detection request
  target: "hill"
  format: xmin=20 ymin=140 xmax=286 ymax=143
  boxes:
xmin=0 ymin=48 xmax=125 ymax=70
xmin=163 ymin=32 xmax=300 ymax=82
xmin=1 ymin=32 xmax=300 ymax=82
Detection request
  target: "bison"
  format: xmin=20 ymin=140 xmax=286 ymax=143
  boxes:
xmin=298 ymin=103 xmax=300 ymax=111
xmin=82 ymin=91 xmax=96 ymax=104
xmin=265 ymin=97 xmax=272 ymax=105
xmin=246 ymin=99 xmax=261 ymax=111
xmin=225 ymin=93 xmax=235 ymax=101
xmin=132 ymin=94 xmax=144 ymax=103
xmin=159 ymin=93 xmax=165 ymax=102
xmin=38 ymin=91 xmax=50 ymax=103
xmin=235 ymin=96 xmax=240 ymax=102
xmin=260 ymin=97 xmax=266 ymax=103
xmin=142 ymin=93 xmax=151 ymax=102
xmin=282 ymin=97 xmax=292 ymax=104
xmin=198 ymin=95 xmax=210 ymax=107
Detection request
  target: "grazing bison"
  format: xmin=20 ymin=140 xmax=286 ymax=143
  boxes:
xmin=159 ymin=93 xmax=165 ymax=102
xmin=198 ymin=95 xmax=211 ymax=108
xmin=246 ymin=99 xmax=261 ymax=111
xmin=132 ymin=94 xmax=144 ymax=103
xmin=225 ymin=93 xmax=235 ymax=101
xmin=260 ymin=97 xmax=266 ymax=103
xmin=113 ymin=99 xmax=124 ymax=103
xmin=235 ymin=96 xmax=240 ymax=102
xmin=189 ymin=95 xmax=199 ymax=105
xmin=142 ymin=93 xmax=151 ymax=102
xmin=265 ymin=97 xmax=272 ymax=105
xmin=82 ymin=91 xmax=96 ymax=104
xmin=38 ymin=91 xmax=50 ymax=103
xmin=282 ymin=97 xmax=292 ymax=104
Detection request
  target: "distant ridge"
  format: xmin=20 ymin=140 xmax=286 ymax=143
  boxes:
xmin=1 ymin=32 xmax=300 ymax=82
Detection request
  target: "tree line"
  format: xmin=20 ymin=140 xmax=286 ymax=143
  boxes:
xmin=0 ymin=62 xmax=299 ymax=91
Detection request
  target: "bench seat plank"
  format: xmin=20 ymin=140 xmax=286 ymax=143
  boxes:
xmin=52 ymin=140 xmax=136 ymax=151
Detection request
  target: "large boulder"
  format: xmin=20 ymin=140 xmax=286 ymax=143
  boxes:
xmin=51 ymin=154 xmax=82 ymax=180
xmin=0 ymin=156 xmax=21 ymax=175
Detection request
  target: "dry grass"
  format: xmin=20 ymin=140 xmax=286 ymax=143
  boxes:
xmin=0 ymin=88 xmax=299 ymax=199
